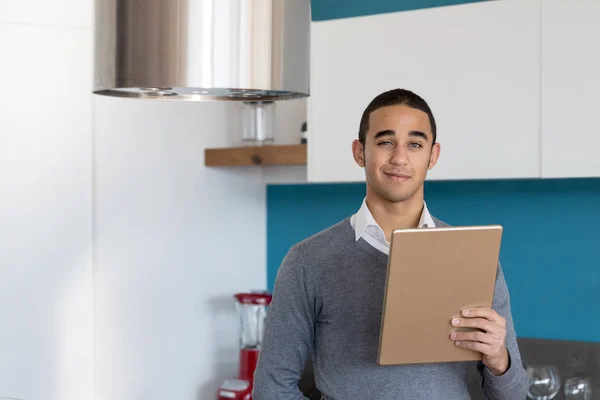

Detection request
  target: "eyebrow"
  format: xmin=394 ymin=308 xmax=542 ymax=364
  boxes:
xmin=373 ymin=129 xmax=429 ymax=141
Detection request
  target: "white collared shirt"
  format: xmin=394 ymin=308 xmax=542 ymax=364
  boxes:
xmin=350 ymin=198 xmax=435 ymax=255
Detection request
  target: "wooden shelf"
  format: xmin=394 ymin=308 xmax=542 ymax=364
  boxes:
xmin=205 ymin=144 xmax=307 ymax=166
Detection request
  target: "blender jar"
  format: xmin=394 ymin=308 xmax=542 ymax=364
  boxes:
xmin=234 ymin=292 xmax=272 ymax=350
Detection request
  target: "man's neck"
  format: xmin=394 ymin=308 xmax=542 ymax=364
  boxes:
xmin=365 ymin=192 xmax=425 ymax=242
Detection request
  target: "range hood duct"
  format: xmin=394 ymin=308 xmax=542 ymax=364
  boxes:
xmin=93 ymin=0 xmax=310 ymax=101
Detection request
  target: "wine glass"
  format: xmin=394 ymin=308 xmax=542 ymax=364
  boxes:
xmin=527 ymin=365 xmax=561 ymax=399
xmin=564 ymin=377 xmax=592 ymax=400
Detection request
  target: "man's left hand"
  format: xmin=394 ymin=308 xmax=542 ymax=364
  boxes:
xmin=450 ymin=307 xmax=509 ymax=376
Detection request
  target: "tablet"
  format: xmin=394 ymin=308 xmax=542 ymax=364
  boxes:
xmin=377 ymin=225 xmax=503 ymax=365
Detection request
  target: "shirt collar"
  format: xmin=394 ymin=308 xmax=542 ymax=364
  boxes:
xmin=354 ymin=198 xmax=435 ymax=241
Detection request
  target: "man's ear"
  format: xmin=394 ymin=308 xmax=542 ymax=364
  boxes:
xmin=428 ymin=142 xmax=441 ymax=170
xmin=352 ymin=139 xmax=365 ymax=167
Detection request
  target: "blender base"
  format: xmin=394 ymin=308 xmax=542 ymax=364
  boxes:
xmin=217 ymin=378 xmax=252 ymax=400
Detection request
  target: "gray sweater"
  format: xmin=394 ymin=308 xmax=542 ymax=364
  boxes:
xmin=253 ymin=216 xmax=529 ymax=400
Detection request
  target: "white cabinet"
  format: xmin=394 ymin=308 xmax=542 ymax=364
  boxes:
xmin=308 ymin=0 xmax=541 ymax=183
xmin=541 ymin=0 xmax=600 ymax=178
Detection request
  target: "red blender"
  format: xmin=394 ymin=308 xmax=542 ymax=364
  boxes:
xmin=217 ymin=292 xmax=272 ymax=400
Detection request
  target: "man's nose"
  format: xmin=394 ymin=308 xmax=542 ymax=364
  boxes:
xmin=390 ymin=145 xmax=409 ymax=165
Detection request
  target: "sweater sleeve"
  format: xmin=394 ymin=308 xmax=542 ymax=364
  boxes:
xmin=252 ymin=246 xmax=316 ymax=400
xmin=478 ymin=262 xmax=529 ymax=400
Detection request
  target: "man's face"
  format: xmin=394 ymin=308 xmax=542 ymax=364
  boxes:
xmin=352 ymin=104 xmax=441 ymax=203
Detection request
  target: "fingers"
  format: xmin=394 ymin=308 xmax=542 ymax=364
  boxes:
xmin=461 ymin=307 xmax=507 ymax=327
xmin=451 ymin=317 xmax=496 ymax=334
xmin=450 ymin=308 xmax=507 ymax=349
xmin=450 ymin=330 xmax=494 ymax=345
xmin=454 ymin=339 xmax=491 ymax=354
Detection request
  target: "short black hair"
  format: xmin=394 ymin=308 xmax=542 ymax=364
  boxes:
xmin=358 ymin=88 xmax=437 ymax=145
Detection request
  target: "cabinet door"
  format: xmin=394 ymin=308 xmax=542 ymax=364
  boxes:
xmin=541 ymin=0 xmax=600 ymax=178
xmin=308 ymin=0 xmax=541 ymax=183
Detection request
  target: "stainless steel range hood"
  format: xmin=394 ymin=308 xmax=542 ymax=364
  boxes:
xmin=93 ymin=0 xmax=310 ymax=101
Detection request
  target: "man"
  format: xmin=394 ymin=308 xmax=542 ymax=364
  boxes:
xmin=252 ymin=89 xmax=528 ymax=400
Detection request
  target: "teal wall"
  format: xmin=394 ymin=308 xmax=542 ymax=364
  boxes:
xmin=267 ymin=179 xmax=600 ymax=342
xmin=311 ymin=0 xmax=485 ymax=21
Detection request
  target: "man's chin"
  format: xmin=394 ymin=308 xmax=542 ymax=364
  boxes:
xmin=387 ymin=195 xmax=413 ymax=203
xmin=379 ymin=190 xmax=414 ymax=203
xmin=367 ymin=182 xmax=417 ymax=203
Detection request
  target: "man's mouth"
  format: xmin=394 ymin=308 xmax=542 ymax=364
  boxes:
xmin=384 ymin=172 xmax=411 ymax=182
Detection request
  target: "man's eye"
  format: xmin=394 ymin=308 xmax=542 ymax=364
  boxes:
xmin=409 ymin=143 xmax=423 ymax=148
xmin=378 ymin=141 xmax=393 ymax=146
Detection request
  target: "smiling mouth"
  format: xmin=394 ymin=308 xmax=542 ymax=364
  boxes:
xmin=384 ymin=172 xmax=411 ymax=181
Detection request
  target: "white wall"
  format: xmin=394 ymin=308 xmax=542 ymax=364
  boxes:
xmin=92 ymin=97 xmax=267 ymax=400
xmin=0 ymin=2 xmax=276 ymax=400
xmin=0 ymin=1 xmax=94 ymax=400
